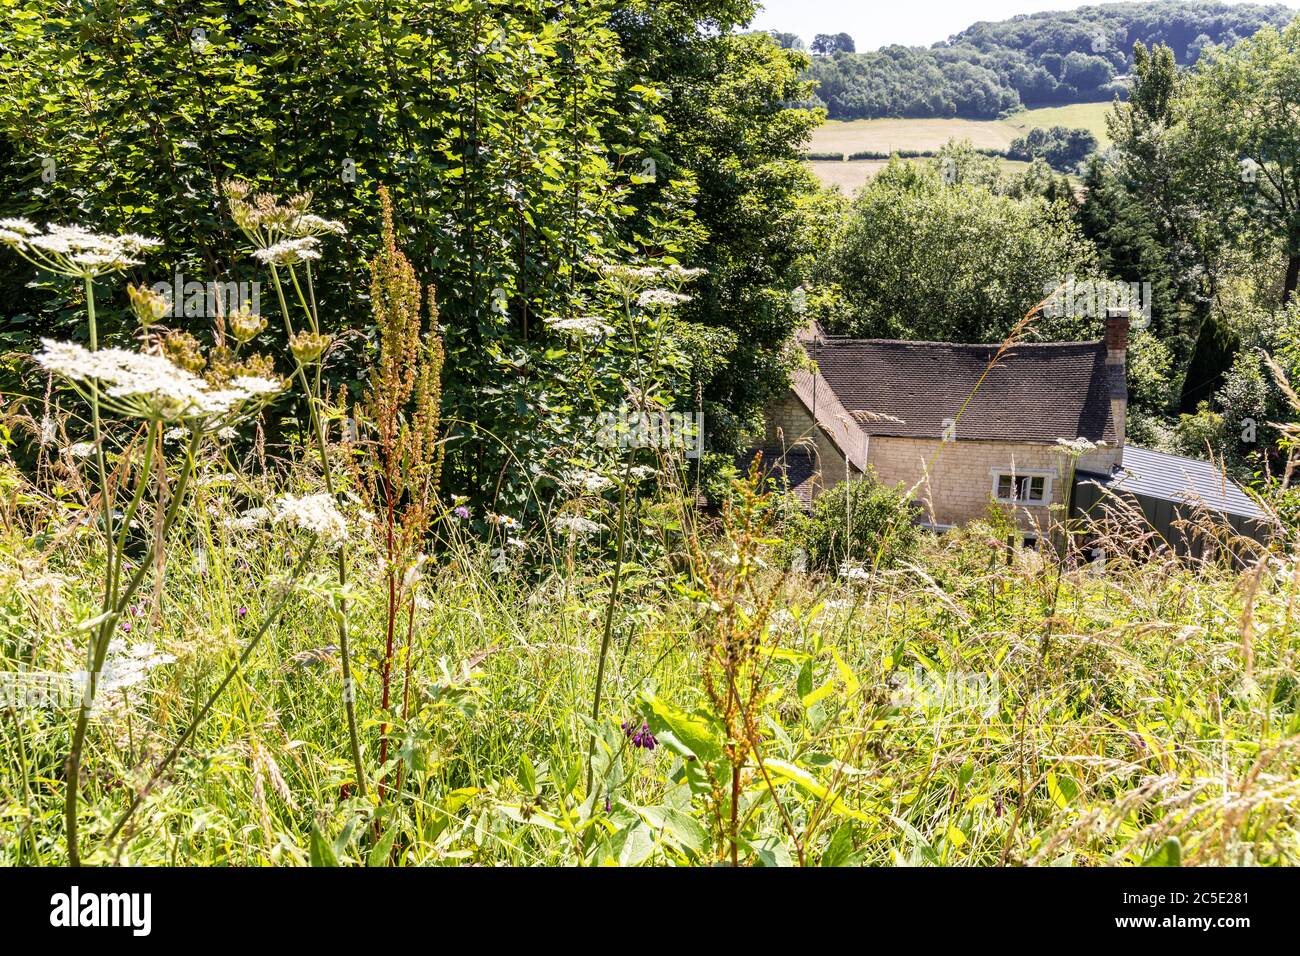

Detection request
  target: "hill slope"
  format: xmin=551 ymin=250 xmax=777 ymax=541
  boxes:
xmin=798 ymin=1 xmax=1295 ymax=120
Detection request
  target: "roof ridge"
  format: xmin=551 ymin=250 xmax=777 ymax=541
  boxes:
xmin=819 ymin=336 xmax=1105 ymax=349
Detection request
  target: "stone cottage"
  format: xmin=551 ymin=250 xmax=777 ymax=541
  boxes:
xmin=753 ymin=311 xmax=1266 ymax=544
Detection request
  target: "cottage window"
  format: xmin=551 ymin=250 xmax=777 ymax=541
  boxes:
xmin=990 ymin=469 xmax=1053 ymax=505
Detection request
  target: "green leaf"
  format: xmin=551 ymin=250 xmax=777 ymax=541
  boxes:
xmin=643 ymin=693 xmax=723 ymax=763
xmin=518 ymin=754 xmax=536 ymax=795
xmin=368 ymin=825 xmax=399 ymax=867
xmin=820 ymin=823 xmax=856 ymax=867
xmin=1140 ymin=838 xmax=1182 ymax=867
xmin=309 ymin=824 xmax=339 ymax=867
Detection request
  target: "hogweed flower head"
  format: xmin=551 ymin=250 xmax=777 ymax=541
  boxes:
xmin=637 ymin=289 xmax=692 ymax=310
xmin=289 ymin=213 xmax=347 ymax=238
xmin=289 ymin=330 xmax=332 ymax=364
xmin=35 ymin=338 xmax=281 ymax=427
xmin=555 ymin=514 xmax=603 ymax=536
xmin=1 ymin=221 xmax=160 ymax=278
xmin=252 ymin=237 xmax=321 ymax=267
xmin=228 ymin=304 xmax=267 ymax=344
xmin=274 ymin=493 xmax=349 ymax=545
xmin=127 ymin=283 xmax=169 ymax=327
xmin=543 ymin=315 xmax=613 ymax=338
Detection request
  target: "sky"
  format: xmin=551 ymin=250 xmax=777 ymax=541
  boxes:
xmin=750 ymin=0 xmax=1300 ymax=50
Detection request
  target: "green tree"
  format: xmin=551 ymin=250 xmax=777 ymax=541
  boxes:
xmin=1180 ymin=19 xmax=1300 ymax=302
xmin=819 ymin=160 xmax=1097 ymax=342
xmin=612 ymin=4 xmax=825 ymax=454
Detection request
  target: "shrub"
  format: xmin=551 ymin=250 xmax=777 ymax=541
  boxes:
xmin=786 ymin=474 xmax=920 ymax=572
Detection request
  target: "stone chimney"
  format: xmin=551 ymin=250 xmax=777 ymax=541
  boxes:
xmin=1105 ymin=308 xmax=1129 ymax=450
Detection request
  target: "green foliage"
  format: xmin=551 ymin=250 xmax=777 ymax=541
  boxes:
xmin=613 ymin=16 xmax=825 ymax=457
xmin=1179 ymin=17 xmax=1300 ymax=300
xmin=784 ymin=475 xmax=920 ymax=573
xmin=1007 ymin=126 xmax=1098 ymax=172
xmin=818 ymin=160 xmax=1097 ymax=342
xmin=802 ymin=1 xmax=1293 ymax=121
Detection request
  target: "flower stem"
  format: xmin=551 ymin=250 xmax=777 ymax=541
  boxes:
xmin=269 ymin=268 xmax=367 ymax=797
xmin=585 ymin=450 xmax=634 ymax=796
xmin=65 ymin=276 xmax=115 ymax=866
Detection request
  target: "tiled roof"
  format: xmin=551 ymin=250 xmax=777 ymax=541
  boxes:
xmin=789 ymin=364 xmax=869 ymax=471
xmin=748 ymin=450 xmax=819 ymax=506
xmin=811 ymin=336 xmax=1119 ymax=445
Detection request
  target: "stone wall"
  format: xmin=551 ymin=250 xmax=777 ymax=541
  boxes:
xmin=866 ymin=436 xmax=1120 ymax=531
xmin=761 ymin=392 xmax=858 ymax=496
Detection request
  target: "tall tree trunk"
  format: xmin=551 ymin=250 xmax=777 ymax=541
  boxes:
xmin=1285 ymin=254 xmax=1300 ymax=304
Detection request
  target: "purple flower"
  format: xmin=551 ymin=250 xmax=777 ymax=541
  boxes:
xmin=120 ymin=621 xmax=132 ymax=633
xmin=453 ymin=505 xmax=470 ymax=520
xmin=237 ymin=606 xmax=248 ymax=619
xmin=622 ymin=719 xmax=657 ymax=751
xmin=604 ymin=797 xmax=611 ymax=813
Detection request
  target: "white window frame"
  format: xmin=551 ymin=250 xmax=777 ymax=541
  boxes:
xmin=988 ymin=467 xmax=1055 ymax=506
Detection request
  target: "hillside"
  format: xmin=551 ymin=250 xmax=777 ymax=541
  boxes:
xmin=797 ymin=0 xmax=1295 ymax=120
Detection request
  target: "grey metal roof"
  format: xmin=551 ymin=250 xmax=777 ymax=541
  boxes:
xmin=1099 ymin=445 xmax=1266 ymax=521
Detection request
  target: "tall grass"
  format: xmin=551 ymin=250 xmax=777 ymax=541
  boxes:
xmin=2 ymin=435 xmax=1298 ymax=864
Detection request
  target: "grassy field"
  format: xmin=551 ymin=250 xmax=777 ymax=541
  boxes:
xmin=809 ymin=157 xmax=1035 ymax=193
xmin=806 ymin=102 xmax=1113 ymax=191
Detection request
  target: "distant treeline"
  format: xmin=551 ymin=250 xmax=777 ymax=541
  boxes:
xmin=778 ymin=1 xmax=1294 ymax=119
xmin=807 ymin=147 xmax=1009 ymax=162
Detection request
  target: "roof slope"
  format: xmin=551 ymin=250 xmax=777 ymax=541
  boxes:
xmin=1096 ymin=445 xmax=1266 ymax=521
xmin=789 ymin=363 xmax=869 ymax=472
xmin=812 ymin=337 xmax=1119 ymax=444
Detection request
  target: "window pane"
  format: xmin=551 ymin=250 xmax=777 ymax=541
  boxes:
xmin=997 ymin=475 xmax=1013 ymax=499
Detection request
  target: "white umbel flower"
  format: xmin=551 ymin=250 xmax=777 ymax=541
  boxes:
xmin=543 ymin=315 xmax=613 ymax=338
xmin=839 ymin=563 xmax=871 ymax=583
xmin=34 ymin=339 xmax=281 ymax=426
xmin=274 ymin=493 xmax=348 ymax=544
xmin=567 ymin=469 xmax=614 ymax=495
xmin=1 ymin=222 xmax=160 ymax=277
xmin=75 ymin=639 xmax=176 ymax=711
xmin=252 ymin=237 xmax=322 ymax=266
xmin=555 ymin=514 xmax=603 ymax=536
xmin=222 ymin=506 xmax=271 ymax=532
xmin=289 ymin=214 xmax=347 ymax=237
xmin=637 ymin=289 xmax=691 ymax=309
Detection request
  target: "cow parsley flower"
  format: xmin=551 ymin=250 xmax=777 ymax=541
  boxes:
xmin=274 ymin=493 xmax=348 ymax=544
